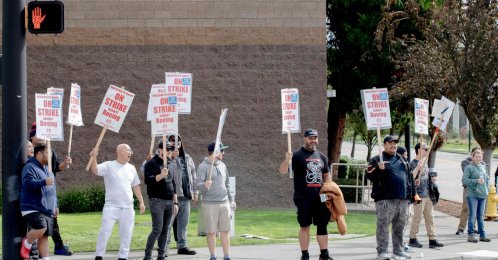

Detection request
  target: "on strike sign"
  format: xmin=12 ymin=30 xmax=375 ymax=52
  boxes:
xmin=165 ymin=72 xmax=192 ymax=114
xmin=67 ymin=83 xmax=83 ymax=126
xmin=35 ymin=93 xmax=63 ymax=140
xmin=150 ymin=93 xmax=178 ymax=136
xmin=94 ymin=85 xmax=134 ymax=133
xmin=281 ymin=88 xmax=300 ymax=134
xmin=414 ymin=98 xmax=429 ymax=135
xmin=361 ymin=88 xmax=392 ymax=130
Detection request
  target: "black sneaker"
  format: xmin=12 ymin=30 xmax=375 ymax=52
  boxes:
xmin=54 ymin=245 xmax=73 ymax=256
xmin=95 ymin=257 xmax=103 ymax=260
xmin=178 ymin=247 xmax=196 ymax=255
xmin=301 ymin=251 xmax=310 ymax=260
xmin=429 ymin=239 xmax=444 ymax=248
xmin=455 ymin=228 xmax=464 ymax=235
xmin=408 ymin=238 xmax=423 ymax=248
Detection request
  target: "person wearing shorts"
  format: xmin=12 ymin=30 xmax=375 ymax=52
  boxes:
xmin=279 ymin=129 xmax=332 ymax=260
xmin=197 ymin=141 xmax=236 ymax=260
xmin=20 ymin=144 xmax=58 ymax=259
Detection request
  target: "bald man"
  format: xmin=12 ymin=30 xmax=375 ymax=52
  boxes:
xmin=89 ymin=144 xmax=145 ymax=260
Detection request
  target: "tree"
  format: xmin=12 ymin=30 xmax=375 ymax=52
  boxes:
xmin=379 ymin=0 xmax=498 ymax=169
xmin=327 ymin=0 xmax=396 ymax=171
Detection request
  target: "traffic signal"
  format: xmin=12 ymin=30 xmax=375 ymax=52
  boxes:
xmin=27 ymin=1 xmax=64 ymax=34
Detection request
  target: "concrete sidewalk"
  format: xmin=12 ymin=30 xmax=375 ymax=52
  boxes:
xmin=51 ymin=205 xmax=498 ymax=260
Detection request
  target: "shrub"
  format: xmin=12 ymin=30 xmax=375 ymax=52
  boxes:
xmin=335 ymin=178 xmax=363 ymax=203
xmin=58 ymin=185 xmax=105 ymax=213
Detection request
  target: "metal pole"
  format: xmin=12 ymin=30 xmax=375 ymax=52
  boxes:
xmin=2 ymin=0 xmax=28 ymax=258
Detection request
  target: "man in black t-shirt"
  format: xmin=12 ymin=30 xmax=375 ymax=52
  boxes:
xmin=279 ymin=129 xmax=332 ymax=260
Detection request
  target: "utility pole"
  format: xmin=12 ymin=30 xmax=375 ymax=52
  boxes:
xmin=2 ymin=0 xmax=28 ymax=258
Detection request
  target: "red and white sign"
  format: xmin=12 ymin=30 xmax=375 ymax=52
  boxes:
xmin=94 ymin=85 xmax=134 ymax=133
xmin=414 ymin=98 xmax=429 ymax=135
xmin=147 ymin=84 xmax=167 ymax=121
xmin=35 ymin=93 xmax=63 ymax=140
xmin=165 ymin=72 xmax=192 ymax=114
xmin=46 ymin=87 xmax=65 ymax=141
xmin=67 ymin=83 xmax=83 ymax=126
xmin=361 ymin=88 xmax=392 ymax=130
xmin=150 ymin=93 xmax=178 ymax=136
xmin=281 ymin=88 xmax=300 ymax=134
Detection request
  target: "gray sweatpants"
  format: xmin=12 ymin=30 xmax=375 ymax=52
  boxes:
xmin=375 ymin=199 xmax=408 ymax=255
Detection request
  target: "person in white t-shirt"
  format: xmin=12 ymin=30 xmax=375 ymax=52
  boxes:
xmin=89 ymin=144 xmax=146 ymax=260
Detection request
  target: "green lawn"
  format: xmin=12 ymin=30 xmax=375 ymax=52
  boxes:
xmin=0 ymin=208 xmax=376 ymax=253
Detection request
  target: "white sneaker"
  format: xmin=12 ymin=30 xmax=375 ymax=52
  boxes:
xmin=377 ymin=252 xmax=389 ymax=260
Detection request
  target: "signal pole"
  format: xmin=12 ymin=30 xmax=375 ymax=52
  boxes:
xmin=2 ymin=0 xmax=28 ymax=258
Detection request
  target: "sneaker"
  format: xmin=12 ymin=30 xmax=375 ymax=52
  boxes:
xmin=320 ymin=255 xmax=333 ymax=260
xmin=301 ymin=251 xmax=310 ymax=260
xmin=467 ymin=235 xmax=478 ymax=243
xmin=223 ymin=257 xmax=231 ymax=260
xmin=429 ymin=239 xmax=444 ymax=248
xmin=408 ymin=238 xmax=423 ymax=248
xmin=156 ymin=257 xmax=165 ymax=260
xmin=54 ymin=245 xmax=73 ymax=256
xmin=479 ymin=237 xmax=491 ymax=242
xmin=178 ymin=247 xmax=196 ymax=255
xmin=394 ymin=251 xmax=412 ymax=259
xmin=404 ymin=244 xmax=414 ymax=253
xmin=95 ymin=257 xmax=103 ymax=260
xmin=20 ymin=238 xmax=31 ymax=259
xmin=377 ymin=252 xmax=389 ymax=260
xmin=209 ymin=257 xmax=217 ymax=260
xmin=455 ymin=228 xmax=464 ymax=235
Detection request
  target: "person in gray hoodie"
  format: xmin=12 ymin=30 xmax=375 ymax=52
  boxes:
xmin=196 ymin=141 xmax=236 ymax=260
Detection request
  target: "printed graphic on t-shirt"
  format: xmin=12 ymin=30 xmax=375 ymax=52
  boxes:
xmin=306 ymin=158 xmax=323 ymax=188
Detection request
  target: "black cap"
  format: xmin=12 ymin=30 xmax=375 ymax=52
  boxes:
xmin=304 ymin=128 xmax=318 ymax=137
xmin=158 ymin=140 xmax=174 ymax=150
xmin=383 ymin=135 xmax=399 ymax=143
xmin=396 ymin=146 xmax=407 ymax=155
xmin=207 ymin=141 xmax=229 ymax=152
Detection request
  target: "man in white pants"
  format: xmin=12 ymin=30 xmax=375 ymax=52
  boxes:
xmin=89 ymin=144 xmax=145 ymax=260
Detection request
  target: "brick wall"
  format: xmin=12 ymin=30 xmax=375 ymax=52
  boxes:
xmin=1 ymin=0 xmax=327 ymax=208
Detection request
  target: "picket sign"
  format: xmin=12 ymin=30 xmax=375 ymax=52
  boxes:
xmin=208 ymin=109 xmax=228 ymax=182
xmin=66 ymin=83 xmax=83 ymax=162
xmin=281 ymin=88 xmax=299 ymax=179
xmin=85 ymin=85 xmax=135 ymax=171
xmin=361 ymin=88 xmax=392 ymax=163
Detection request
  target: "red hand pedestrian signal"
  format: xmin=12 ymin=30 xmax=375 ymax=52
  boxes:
xmin=27 ymin=1 xmax=64 ymax=34
xmin=32 ymin=7 xmax=46 ymax=29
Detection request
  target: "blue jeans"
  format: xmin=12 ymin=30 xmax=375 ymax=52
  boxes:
xmin=467 ymin=196 xmax=486 ymax=238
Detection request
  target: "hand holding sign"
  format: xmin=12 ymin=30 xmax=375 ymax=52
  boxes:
xmin=86 ymin=85 xmax=135 ymax=171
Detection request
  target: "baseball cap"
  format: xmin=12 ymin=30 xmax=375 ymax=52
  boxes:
xmin=304 ymin=128 xmax=318 ymax=137
xmin=158 ymin=140 xmax=174 ymax=150
xmin=207 ymin=141 xmax=229 ymax=152
xmin=383 ymin=135 xmax=399 ymax=143
xmin=415 ymin=143 xmax=429 ymax=151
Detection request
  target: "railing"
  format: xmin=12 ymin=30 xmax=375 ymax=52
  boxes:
xmin=330 ymin=162 xmax=372 ymax=206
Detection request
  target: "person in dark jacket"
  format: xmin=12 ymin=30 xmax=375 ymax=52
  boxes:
xmin=30 ymin=123 xmax=73 ymax=256
xmin=143 ymin=140 xmax=178 ymax=260
xmin=367 ymin=135 xmax=415 ymax=260
xmin=20 ymin=144 xmax=57 ymax=259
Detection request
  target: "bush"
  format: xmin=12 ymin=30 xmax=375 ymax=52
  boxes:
xmin=58 ymin=185 xmax=105 ymax=213
xmin=336 ymin=156 xmax=367 ymax=180
xmin=0 ymin=184 xmax=2 ymax=212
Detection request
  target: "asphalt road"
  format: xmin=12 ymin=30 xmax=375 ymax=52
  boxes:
xmin=340 ymin=141 xmax=498 ymax=203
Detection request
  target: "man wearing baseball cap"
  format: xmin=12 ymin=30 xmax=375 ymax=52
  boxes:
xmin=196 ymin=141 xmax=235 ymax=260
xmin=279 ymin=128 xmax=332 ymax=260
xmin=366 ymin=135 xmax=415 ymax=259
